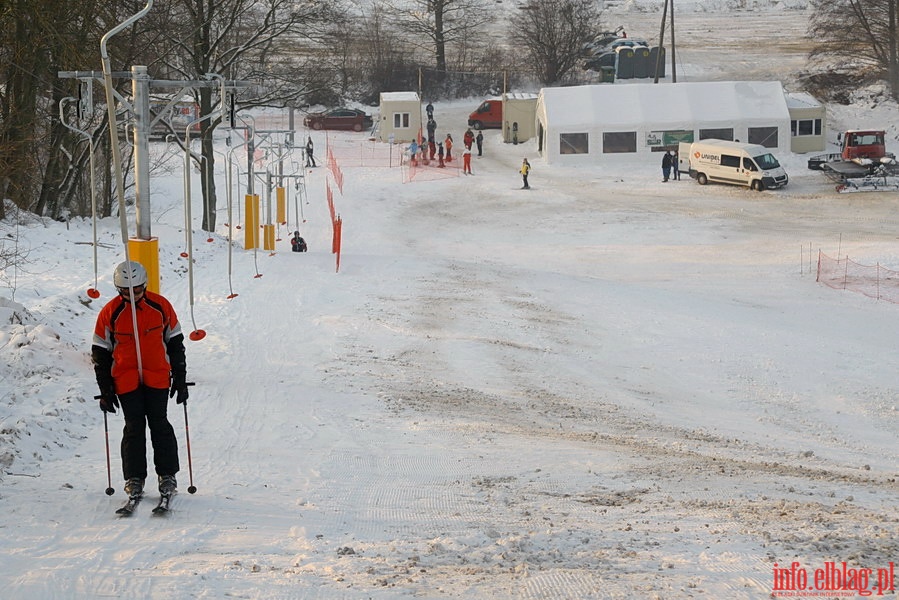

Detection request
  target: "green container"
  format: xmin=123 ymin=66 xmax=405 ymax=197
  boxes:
xmin=600 ymin=66 xmax=615 ymax=83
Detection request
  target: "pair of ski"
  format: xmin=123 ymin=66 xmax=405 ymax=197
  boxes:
xmin=116 ymin=492 xmax=173 ymax=516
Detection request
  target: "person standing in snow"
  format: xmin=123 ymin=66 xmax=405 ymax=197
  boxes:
xmin=661 ymin=150 xmax=672 ymax=182
xmin=444 ymin=134 xmax=453 ymax=162
xmin=463 ymin=128 xmax=474 ymax=150
xmin=305 ymin=137 xmax=316 ymax=168
xmin=426 ymin=101 xmax=434 ymax=121
xmin=520 ymin=158 xmax=531 ymax=189
xmin=462 ymin=146 xmax=473 ymax=175
xmin=475 ymin=131 xmax=484 ymax=156
xmin=92 ymin=261 xmax=187 ymax=499
xmin=670 ymin=150 xmax=680 ymax=180
xmin=427 ymin=118 xmax=437 ymax=144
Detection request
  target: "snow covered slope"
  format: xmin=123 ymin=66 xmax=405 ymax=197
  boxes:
xmin=2 ymin=6 xmax=898 ymax=600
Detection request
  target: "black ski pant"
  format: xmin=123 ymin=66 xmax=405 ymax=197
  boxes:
xmin=119 ymin=385 xmax=179 ymax=481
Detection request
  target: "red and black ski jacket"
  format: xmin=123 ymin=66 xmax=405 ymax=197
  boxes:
xmin=91 ymin=291 xmax=185 ymax=395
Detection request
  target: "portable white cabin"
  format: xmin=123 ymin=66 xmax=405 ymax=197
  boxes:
xmin=785 ymin=92 xmax=826 ymax=154
xmin=502 ymin=93 xmax=539 ymax=143
xmin=535 ymin=81 xmax=792 ymax=164
xmin=378 ymin=91 xmax=422 ymax=144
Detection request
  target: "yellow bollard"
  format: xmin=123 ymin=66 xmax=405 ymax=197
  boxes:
xmin=276 ymin=187 xmax=286 ymax=224
xmin=244 ymin=194 xmax=259 ymax=249
xmin=128 ymin=237 xmax=160 ymax=293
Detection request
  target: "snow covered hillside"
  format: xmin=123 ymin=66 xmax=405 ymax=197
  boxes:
xmin=2 ymin=6 xmax=898 ymax=600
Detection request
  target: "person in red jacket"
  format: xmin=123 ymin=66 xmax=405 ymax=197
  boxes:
xmin=92 ymin=261 xmax=188 ymax=499
xmin=444 ymin=134 xmax=454 ymax=162
xmin=463 ymin=128 xmax=474 ymax=150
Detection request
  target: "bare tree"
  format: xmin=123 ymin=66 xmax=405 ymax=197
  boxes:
xmin=142 ymin=0 xmax=340 ymax=231
xmin=0 ymin=0 xmax=70 ymax=220
xmin=385 ymin=0 xmax=492 ymax=76
xmin=808 ymin=0 xmax=899 ymax=101
xmin=324 ymin=3 xmax=419 ymax=102
xmin=509 ymin=0 xmax=602 ymax=85
xmin=0 ymin=0 xmax=144 ymax=221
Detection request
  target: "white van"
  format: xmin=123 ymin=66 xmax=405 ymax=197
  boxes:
xmin=679 ymin=139 xmax=788 ymax=191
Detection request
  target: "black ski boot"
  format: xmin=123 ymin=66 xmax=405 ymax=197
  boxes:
xmin=153 ymin=475 xmax=178 ymax=514
xmin=158 ymin=475 xmax=177 ymax=496
xmin=124 ymin=477 xmax=144 ymax=498
xmin=116 ymin=478 xmax=145 ymax=515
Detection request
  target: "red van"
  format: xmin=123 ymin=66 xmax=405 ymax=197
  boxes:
xmin=467 ymin=100 xmax=502 ymax=130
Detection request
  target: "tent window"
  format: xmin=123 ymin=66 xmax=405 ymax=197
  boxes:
xmin=647 ymin=130 xmax=694 ymax=149
xmin=791 ymin=119 xmax=822 ymax=137
xmin=699 ymin=128 xmax=734 ymax=142
xmin=393 ymin=113 xmax=411 ymax=128
xmin=602 ymin=131 xmax=637 ymax=153
xmin=560 ymin=133 xmax=588 ymax=154
xmin=748 ymin=126 xmax=778 ymax=148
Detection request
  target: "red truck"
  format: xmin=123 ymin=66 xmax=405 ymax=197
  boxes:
xmin=808 ymin=130 xmax=895 ymax=170
xmin=807 ymin=129 xmax=899 ymax=191
xmin=467 ymin=99 xmax=502 ymax=130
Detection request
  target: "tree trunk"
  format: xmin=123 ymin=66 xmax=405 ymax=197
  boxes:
xmin=435 ymin=1 xmax=447 ymax=75
xmin=0 ymin=0 xmax=41 ymax=214
xmin=36 ymin=82 xmax=71 ymax=219
xmin=891 ymin=0 xmax=899 ymax=101
xmin=199 ymin=87 xmax=218 ymax=232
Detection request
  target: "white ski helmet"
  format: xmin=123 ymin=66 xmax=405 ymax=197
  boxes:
xmin=113 ymin=261 xmax=148 ymax=289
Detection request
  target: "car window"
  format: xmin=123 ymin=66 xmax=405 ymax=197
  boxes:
xmin=720 ymin=154 xmax=740 ymax=168
xmin=754 ymin=153 xmax=780 ymax=170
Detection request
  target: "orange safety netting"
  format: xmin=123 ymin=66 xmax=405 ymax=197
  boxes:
xmin=403 ymin=151 xmax=462 ymax=183
xmin=326 ymin=136 xmax=403 ymax=168
xmin=817 ymin=251 xmax=899 ymax=304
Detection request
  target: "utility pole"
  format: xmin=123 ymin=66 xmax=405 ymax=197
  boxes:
xmin=132 ymin=66 xmax=152 ymax=239
xmin=654 ymin=0 xmax=676 ymax=83
xmin=670 ymin=0 xmax=677 ymax=82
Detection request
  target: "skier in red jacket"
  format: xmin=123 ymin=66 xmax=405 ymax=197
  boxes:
xmin=92 ymin=261 xmax=188 ymax=499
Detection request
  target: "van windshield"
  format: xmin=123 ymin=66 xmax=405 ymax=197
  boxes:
xmin=753 ymin=153 xmax=780 ymax=170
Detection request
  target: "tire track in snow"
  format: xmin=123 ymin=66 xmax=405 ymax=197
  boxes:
xmin=311 ymin=449 xmax=485 ymax=539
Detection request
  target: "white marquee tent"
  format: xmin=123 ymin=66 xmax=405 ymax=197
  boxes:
xmin=535 ymin=81 xmax=792 ymax=164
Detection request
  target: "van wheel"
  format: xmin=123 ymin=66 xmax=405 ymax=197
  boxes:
xmin=697 ymin=173 xmax=708 ymax=185
xmin=471 ymin=121 xmax=483 ymax=130
xmin=752 ymin=179 xmax=766 ymax=191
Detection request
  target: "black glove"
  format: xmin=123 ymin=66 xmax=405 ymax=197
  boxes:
xmin=169 ymin=372 xmax=189 ymax=404
xmin=98 ymin=393 xmax=119 ymax=414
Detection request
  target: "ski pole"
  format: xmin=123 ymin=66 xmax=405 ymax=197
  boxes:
xmin=102 ymin=408 xmax=115 ymax=496
xmin=183 ymin=382 xmax=197 ymax=494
